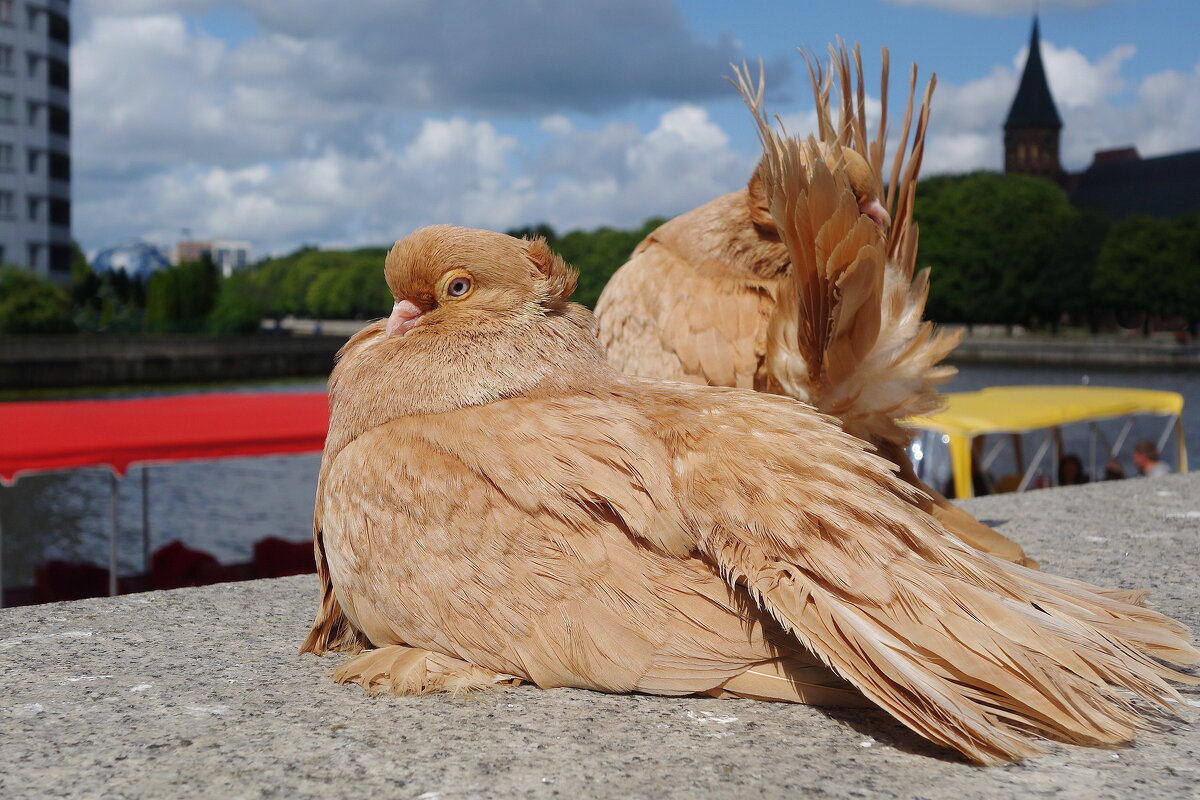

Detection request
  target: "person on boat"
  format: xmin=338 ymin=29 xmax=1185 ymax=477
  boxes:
xmin=1132 ymin=440 xmax=1171 ymax=478
xmin=1058 ymin=454 xmax=1089 ymax=486
xmin=1103 ymin=459 xmax=1126 ymax=481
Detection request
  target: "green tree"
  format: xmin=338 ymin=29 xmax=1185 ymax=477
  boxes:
xmin=305 ymin=268 xmax=356 ymax=318
xmin=208 ymin=269 xmax=267 ymax=334
xmin=297 ymin=248 xmax=391 ymax=319
xmin=553 ymin=218 xmax=664 ymax=308
xmin=916 ymin=172 xmax=1075 ymax=327
xmin=1045 ymin=208 xmax=1110 ymax=332
xmin=144 ymin=257 xmax=220 ymax=333
xmin=0 ymin=266 xmax=74 ymax=334
xmin=69 ymin=241 xmax=92 ymax=295
xmin=278 ymin=252 xmax=338 ymax=317
xmin=1093 ymin=214 xmax=1200 ymax=335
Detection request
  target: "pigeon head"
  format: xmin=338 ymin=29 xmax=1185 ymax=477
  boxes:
xmin=748 ymin=143 xmax=889 ymax=232
xmin=383 ymin=225 xmax=578 ymax=338
xmin=324 ymin=224 xmax=606 ymax=435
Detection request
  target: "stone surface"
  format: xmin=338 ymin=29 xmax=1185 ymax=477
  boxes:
xmin=2 ymin=473 xmax=1198 ymax=800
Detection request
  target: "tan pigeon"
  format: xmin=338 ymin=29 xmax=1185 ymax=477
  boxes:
xmin=303 ymin=224 xmax=1197 ymax=765
xmin=594 ymin=46 xmax=1035 ymax=568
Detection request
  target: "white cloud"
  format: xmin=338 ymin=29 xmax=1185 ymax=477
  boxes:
xmin=76 ymin=0 xmax=752 ymax=113
xmin=1132 ymin=64 xmax=1200 ymax=154
xmin=1034 ymin=41 xmax=1135 ymax=109
xmin=68 ymin=4 xmax=1200 ymax=260
xmin=76 ymin=106 xmax=752 ymax=256
xmin=539 ymin=115 xmax=574 ymax=136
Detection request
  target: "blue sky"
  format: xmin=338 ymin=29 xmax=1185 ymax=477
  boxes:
xmin=71 ymin=0 xmax=1200 ymax=258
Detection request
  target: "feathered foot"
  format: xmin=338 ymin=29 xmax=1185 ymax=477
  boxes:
xmin=333 ymin=645 xmax=521 ymax=697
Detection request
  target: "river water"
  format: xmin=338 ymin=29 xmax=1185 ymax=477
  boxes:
xmin=2 ymin=364 xmax=1198 ymax=598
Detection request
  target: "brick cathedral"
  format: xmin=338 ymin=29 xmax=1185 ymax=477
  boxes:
xmin=1003 ymin=17 xmax=1200 ymax=219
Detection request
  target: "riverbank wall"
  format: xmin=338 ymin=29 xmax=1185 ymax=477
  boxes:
xmin=947 ymin=332 xmax=1200 ymax=369
xmin=0 ymin=334 xmax=346 ymax=389
xmin=2 ymin=329 xmax=1198 ymax=390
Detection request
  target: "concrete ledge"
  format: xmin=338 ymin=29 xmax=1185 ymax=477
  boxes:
xmin=2 ymin=474 xmax=1198 ymax=799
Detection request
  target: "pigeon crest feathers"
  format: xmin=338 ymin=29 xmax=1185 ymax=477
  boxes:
xmin=731 ymin=46 xmax=958 ymax=449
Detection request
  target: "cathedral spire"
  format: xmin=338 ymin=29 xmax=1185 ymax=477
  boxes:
xmin=1005 ymin=16 xmax=1062 ymax=130
xmin=1004 ymin=15 xmax=1064 ymax=182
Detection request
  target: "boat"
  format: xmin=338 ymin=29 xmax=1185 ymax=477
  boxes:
xmin=906 ymin=386 xmax=1187 ymax=499
xmin=0 ymin=392 xmax=330 ymax=606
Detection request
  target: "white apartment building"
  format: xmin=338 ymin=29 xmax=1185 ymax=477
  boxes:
xmin=0 ymin=0 xmax=71 ymax=277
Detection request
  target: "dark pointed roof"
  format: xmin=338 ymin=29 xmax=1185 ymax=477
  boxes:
xmin=1005 ymin=17 xmax=1062 ymax=130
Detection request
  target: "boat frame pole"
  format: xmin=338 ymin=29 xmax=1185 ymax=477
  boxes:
xmin=109 ymin=470 xmax=119 ymax=597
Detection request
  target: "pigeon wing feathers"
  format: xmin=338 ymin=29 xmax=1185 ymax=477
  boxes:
xmin=322 ymin=378 xmax=1198 ymax=763
xmin=314 ymin=398 xmax=857 ymax=702
xmin=640 ymin=383 xmax=1196 ymax=764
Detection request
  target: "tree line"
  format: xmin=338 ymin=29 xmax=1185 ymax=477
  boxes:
xmin=0 ymin=220 xmax=665 ymax=335
xmin=917 ymin=172 xmax=1200 ymax=334
xmin=1 ymin=174 xmax=1196 ymax=336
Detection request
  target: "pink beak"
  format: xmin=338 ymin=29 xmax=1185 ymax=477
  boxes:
xmin=386 ymin=299 xmax=425 ymax=337
xmin=862 ymin=198 xmax=891 ymax=230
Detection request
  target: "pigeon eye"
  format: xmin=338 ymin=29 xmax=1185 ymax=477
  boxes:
xmin=447 ymin=277 xmax=472 ymax=298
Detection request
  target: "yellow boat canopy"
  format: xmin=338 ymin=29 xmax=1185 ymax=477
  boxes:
xmin=906 ymin=386 xmax=1187 ymax=499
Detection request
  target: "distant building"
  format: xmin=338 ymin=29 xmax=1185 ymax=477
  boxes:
xmin=1004 ymin=16 xmax=1200 ymax=219
xmin=211 ymin=240 xmax=251 ymax=277
xmin=1003 ymin=17 xmax=1063 ymax=183
xmin=0 ymin=0 xmax=72 ymax=277
xmin=92 ymin=241 xmax=171 ymax=284
xmin=174 ymin=239 xmax=212 ymax=265
xmin=1070 ymin=147 xmax=1200 ymax=220
xmin=174 ymin=239 xmax=253 ymax=277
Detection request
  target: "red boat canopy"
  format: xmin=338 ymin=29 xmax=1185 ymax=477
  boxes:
xmin=0 ymin=392 xmax=330 ymax=484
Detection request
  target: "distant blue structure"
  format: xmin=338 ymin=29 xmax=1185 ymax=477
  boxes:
xmin=92 ymin=242 xmax=171 ymax=283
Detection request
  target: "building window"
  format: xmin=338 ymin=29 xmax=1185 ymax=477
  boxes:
xmin=27 ymin=196 xmax=39 ymax=221
xmin=47 ymin=9 xmax=68 ymax=44
xmin=48 ymin=105 xmax=68 ymax=135
xmin=0 ymin=190 xmax=14 ymax=218
xmin=0 ymin=142 xmax=13 ymax=170
xmin=0 ymin=44 xmax=13 ymax=73
xmin=0 ymin=93 xmax=13 ymax=122
xmin=48 ymin=152 xmax=68 ymax=180
xmin=49 ymin=244 xmax=71 ymax=272
xmin=26 ymin=51 xmax=39 ymax=79
xmin=48 ymin=57 xmax=68 ymax=89
xmin=26 ymin=100 xmax=38 ymax=126
xmin=27 ymin=243 xmax=41 ymax=270
xmin=49 ymin=244 xmax=71 ymax=273
xmin=49 ymin=199 xmax=69 ymax=226
xmin=0 ymin=1 xmax=12 ymax=25
xmin=27 ymin=147 xmax=39 ymax=173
